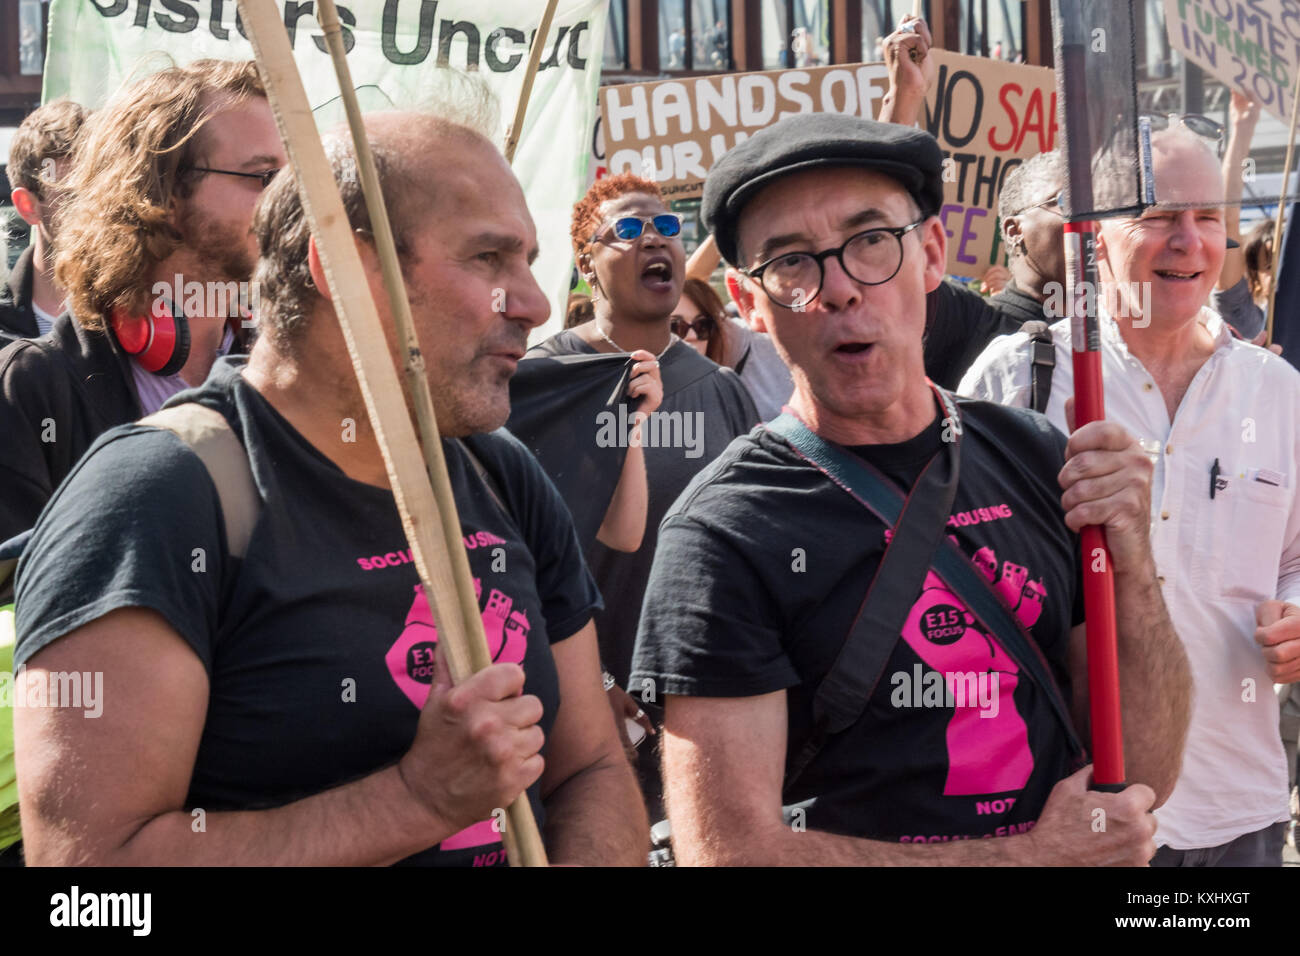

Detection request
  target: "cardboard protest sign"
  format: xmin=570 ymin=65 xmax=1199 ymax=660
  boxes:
xmin=41 ymin=0 xmax=609 ymax=340
xmin=600 ymin=51 xmax=1056 ymax=278
xmin=600 ymin=62 xmax=892 ymax=201
xmin=1163 ymin=0 xmax=1299 ymax=121
xmin=921 ymin=51 xmax=1057 ymax=277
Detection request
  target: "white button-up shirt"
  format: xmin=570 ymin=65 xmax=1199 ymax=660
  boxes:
xmin=960 ymin=308 xmax=1299 ymax=850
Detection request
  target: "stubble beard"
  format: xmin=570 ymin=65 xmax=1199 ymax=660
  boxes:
xmin=178 ymin=201 xmax=257 ymax=307
xmin=427 ymin=359 xmax=512 ymax=438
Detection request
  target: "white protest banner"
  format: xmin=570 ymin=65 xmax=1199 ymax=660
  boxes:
xmin=601 ymin=50 xmax=1055 ymax=278
xmin=1163 ymin=0 xmax=1300 ymax=121
xmin=42 ymin=0 xmax=609 ymax=338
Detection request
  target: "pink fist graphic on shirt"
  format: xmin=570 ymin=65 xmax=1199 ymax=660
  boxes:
xmin=896 ymin=541 xmax=1049 ymax=796
xmin=972 ymin=546 xmax=998 ymax=582
xmin=384 ymin=579 xmax=532 ymax=856
xmin=995 ymin=560 xmax=1028 ymax=610
xmin=386 ymin=582 xmax=529 ymax=709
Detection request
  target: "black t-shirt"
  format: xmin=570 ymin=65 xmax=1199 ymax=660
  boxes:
xmin=527 ymin=330 xmax=759 ymax=685
xmin=631 ymin=397 xmax=1084 ymax=845
xmin=14 ymin=358 xmax=601 ymax=867
xmin=925 ymin=279 xmax=1023 ymax=391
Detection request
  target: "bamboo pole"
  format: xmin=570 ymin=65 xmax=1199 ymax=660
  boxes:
xmin=1265 ymin=73 xmax=1300 ymax=346
xmin=236 ymin=0 xmax=548 ymax=867
xmin=503 ymin=0 xmax=561 ymax=163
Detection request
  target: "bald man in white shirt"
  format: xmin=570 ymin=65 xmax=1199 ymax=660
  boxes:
xmin=961 ymin=128 xmax=1300 ymax=866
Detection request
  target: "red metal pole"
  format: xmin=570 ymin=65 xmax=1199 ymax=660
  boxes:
xmin=1063 ymin=219 xmax=1125 ymax=789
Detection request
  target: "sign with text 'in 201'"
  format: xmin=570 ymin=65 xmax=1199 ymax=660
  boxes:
xmin=1163 ymin=0 xmax=1300 ymax=122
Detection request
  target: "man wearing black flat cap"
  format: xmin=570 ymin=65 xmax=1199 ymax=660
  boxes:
xmin=629 ymin=112 xmax=1192 ymax=865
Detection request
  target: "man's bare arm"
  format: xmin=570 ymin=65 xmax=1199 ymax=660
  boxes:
xmin=1068 ymin=579 xmax=1191 ymax=809
xmin=1218 ymin=92 xmax=1261 ymax=292
xmin=16 ymin=607 xmax=542 ymax=866
xmin=538 ymin=621 xmax=648 ymax=865
xmin=663 ymin=692 xmax=1156 ymax=866
xmin=685 ymin=235 xmax=722 ymax=283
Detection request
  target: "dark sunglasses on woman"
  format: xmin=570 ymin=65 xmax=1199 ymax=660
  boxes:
xmin=670 ymin=315 xmax=716 ymax=338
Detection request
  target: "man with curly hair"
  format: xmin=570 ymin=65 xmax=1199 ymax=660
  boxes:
xmin=0 ymin=60 xmax=284 ymax=542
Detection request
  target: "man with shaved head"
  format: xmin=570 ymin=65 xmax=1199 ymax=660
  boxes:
xmin=11 ymin=110 xmax=647 ymax=866
xmin=964 ymin=126 xmax=1300 ymax=866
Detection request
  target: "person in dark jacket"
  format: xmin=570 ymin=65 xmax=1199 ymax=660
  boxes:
xmin=0 ymin=60 xmax=285 ymax=542
xmin=992 ymin=150 xmax=1068 ymax=325
xmin=0 ymin=99 xmax=87 ymax=343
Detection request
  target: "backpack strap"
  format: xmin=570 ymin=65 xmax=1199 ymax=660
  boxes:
xmin=1022 ymin=320 xmax=1056 ymax=415
xmin=140 ymin=404 xmax=259 ymax=559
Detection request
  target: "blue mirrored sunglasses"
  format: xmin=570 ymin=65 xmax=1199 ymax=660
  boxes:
xmin=595 ymin=214 xmax=682 ymax=242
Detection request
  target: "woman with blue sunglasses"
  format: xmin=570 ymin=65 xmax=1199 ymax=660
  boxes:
xmin=519 ymin=174 xmax=758 ymax=800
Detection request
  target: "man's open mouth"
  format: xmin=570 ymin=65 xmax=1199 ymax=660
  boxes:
xmin=1154 ymin=269 xmax=1202 ymax=281
xmin=834 ymin=342 xmax=875 ymax=357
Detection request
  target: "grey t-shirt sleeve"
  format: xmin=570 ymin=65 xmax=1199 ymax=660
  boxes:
xmin=1210 ymin=277 xmax=1266 ymax=341
xmin=13 ymin=425 xmax=225 ymax=673
xmin=716 ymin=366 xmax=760 ymax=432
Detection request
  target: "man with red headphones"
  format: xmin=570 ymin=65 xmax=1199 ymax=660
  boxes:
xmin=0 ymin=59 xmax=285 ymax=542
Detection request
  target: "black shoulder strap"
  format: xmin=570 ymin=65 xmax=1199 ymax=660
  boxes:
xmin=767 ymin=403 xmax=1083 ymax=789
xmin=455 ymin=437 xmax=512 ymax=521
xmin=778 ymin=395 xmax=961 ymax=791
xmin=1022 ymin=320 xmax=1056 ymax=415
xmin=734 ymin=343 xmax=752 ymax=376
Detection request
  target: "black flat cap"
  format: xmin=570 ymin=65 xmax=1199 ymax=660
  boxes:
xmin=702 ymin=112 xmax=945 ymax=266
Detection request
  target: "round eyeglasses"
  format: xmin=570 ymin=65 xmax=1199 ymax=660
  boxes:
xmin=741 ymin=220 xmax=926 ymax=309
xmin=592 ymin=214 xmax=682 ymax=243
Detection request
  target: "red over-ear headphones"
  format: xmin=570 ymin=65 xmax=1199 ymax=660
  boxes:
xmin=110 ymin=296 xmax=190 ymax=377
